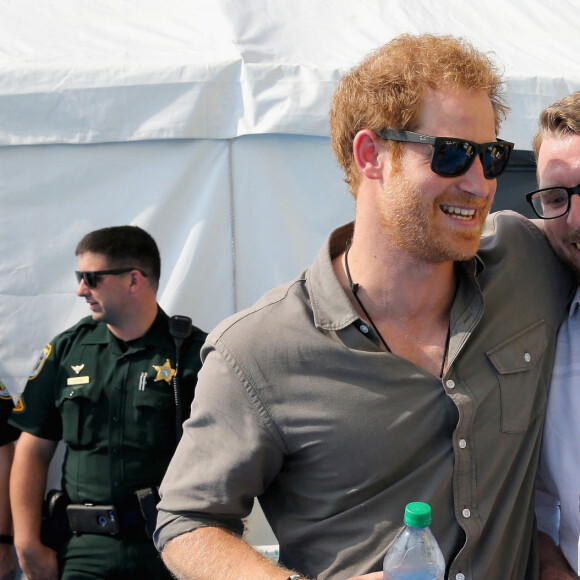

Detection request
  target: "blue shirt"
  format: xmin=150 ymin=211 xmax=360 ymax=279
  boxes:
xmin=536 ymin=286 xmax=580 ymax=574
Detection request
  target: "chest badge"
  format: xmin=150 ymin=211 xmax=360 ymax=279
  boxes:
xmin=71 ymin=364 xmax=85 ymax=375
xmin=152 ymin=359 xmax=175 ymax=383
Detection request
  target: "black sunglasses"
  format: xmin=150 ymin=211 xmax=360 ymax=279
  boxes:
xmin=375 ymin=129 xmax=514 ymax=179
xmin=75 ymin=268 xmax=148 ymax=288
xmin=525 ymin=185 xmax=580 ymax=219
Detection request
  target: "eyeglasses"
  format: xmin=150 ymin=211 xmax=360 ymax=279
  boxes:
xmin=525 ymin=185 xmax=580 ymax=219
xmin=75 ymin=268 xmax=147 ymax=288
xmin=375 ymin=129 xmax=514 ymax=179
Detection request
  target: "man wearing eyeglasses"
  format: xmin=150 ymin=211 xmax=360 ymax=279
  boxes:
xmin=154 ymin=34 xmax=573 ymax=580
xmin=528 ymin=92 xmax=580 ymax=579
xmin=8 ymin=225 xmax=206 ymax=580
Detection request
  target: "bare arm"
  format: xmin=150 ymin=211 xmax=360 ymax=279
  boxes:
xmin=162 ymin=527 xmax=297 ymax=580
xmin=0 ymin=441 xmax=16 ymax=580
xmin=10 ymin=432 xmax=59 ymax=580
xmin=162 ymin=526 xmax=383 ymax=580
xmin=538 ymin=531 xmax=577 ymax=579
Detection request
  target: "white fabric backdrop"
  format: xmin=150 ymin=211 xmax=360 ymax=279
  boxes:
xmin=3 ymin=0 xmax=580 ymax=146
xmin=0 ymin=135 xmax=351 ymax=393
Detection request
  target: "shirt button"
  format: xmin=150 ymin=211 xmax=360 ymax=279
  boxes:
xmin=459 ymin=439 xmax=467 ymax=449
xmin=446 ymin=380 xmax=455 ymax=389
xmin=462 ymin=508 xmax=471 ymax=518
xmin=456 ymin=574 xmax=465 ymax=580
xmin=360 ymin=324 xmax=369 ymax=334
xmin=524 ymin=352 xmax=531 ymax=363
xmin=112 ymin=416 xmax=119 ymax=422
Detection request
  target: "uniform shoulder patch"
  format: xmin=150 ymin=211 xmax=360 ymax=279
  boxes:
xmin=0 ymin=379 xmax=12 ymax=400
xmin=29 ymin=343 xmax=52 ymax=380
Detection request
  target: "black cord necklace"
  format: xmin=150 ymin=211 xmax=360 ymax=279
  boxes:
xmin=343 ymin=244 xmax=450 ymax=378
xmin=344 ymin=244 xmax=392 ymax=353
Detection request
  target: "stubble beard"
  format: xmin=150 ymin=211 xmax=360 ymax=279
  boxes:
xmin=379 ymin=169 xmax=488 ymax=264
xmin=548 ymin=228 xmax=580 ymax=282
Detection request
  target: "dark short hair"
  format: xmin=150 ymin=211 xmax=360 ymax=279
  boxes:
xmin=75 ymin=225 xmax=161 ymax=288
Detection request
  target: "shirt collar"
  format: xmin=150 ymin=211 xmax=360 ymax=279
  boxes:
xmin=308 ymin=222 xmax=358 ymax=331
xmin=308 ymin=222 xmax=481 ymax=331
xmin=568 ymin=286 xmax=580 ymax=317
xmin=80 ymin=306 xmax=171 ymax=350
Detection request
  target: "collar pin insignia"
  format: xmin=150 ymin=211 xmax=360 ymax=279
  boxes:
xmin=71 ymin=364 xmax=85 ymax=375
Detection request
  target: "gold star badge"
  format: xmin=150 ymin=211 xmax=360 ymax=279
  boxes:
xmin=152 ymin=359 xmax=175 ymax=383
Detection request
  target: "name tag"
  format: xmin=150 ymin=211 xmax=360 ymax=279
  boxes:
xmin=67 ymin=376 xmax=90 ymax=386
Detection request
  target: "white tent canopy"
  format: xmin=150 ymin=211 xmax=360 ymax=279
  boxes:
xmin=3 ymin=1 xmax=580 ymax=146
xmin=2 ymin=0 xmax=580 ymax=396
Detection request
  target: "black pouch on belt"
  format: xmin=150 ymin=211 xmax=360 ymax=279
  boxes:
xmin=41 ymin=489 xmax=71 ymax=551
xmin=135 ymin=487 xmax=160 ymax=538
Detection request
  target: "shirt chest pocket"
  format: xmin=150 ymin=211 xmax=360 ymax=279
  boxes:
xmin=486 ymin=320 xmax=548 ymax=434
xmin=57 ymin=381 xmax=104 ymax=446
xmin=133 ymin=384 xmax=175 ymax=449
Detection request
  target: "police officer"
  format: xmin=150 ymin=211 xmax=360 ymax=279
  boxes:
xmin=9 ymin=225 xmax=206 ymax=580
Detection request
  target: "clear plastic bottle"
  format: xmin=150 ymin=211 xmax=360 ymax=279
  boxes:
xmin=383 ymin=502 xmax=445 ymax=580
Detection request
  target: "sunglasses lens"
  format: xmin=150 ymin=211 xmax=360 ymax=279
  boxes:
xmin=85 ymin=273 xmax=98 ymax=288
xmin=432 ymin=140 xmax=511 ymax=178
xmin=432 ymin=140 xmax=474 ymax=177
xmin=482 ymin=144 xmax=511 ymax=178
xmin=76 ymin=271 xmax=98 ymax=288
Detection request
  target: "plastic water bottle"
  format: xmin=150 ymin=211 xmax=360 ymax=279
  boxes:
xmin=383 ymin=502 xmax=445 ymax=580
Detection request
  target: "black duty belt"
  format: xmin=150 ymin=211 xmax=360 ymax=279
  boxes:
xmin=42 ymin=487 xmax=159 ymax=543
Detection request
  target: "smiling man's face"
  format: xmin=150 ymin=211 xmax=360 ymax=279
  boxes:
xmin=378 ymin=85 xmax=497 ymax=263
xmin=539 ymin=134 xmax=580 ymax=282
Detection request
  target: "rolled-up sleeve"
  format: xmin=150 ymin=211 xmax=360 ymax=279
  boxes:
xmin=154 ymin=339 xmax=284 ymax=550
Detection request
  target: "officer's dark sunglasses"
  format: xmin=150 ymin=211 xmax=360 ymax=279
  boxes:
xmin=375 ymin=129 xmax=514 ymax=179
xmin=525 ymin=185 xmax=580 ymax=219
xmin=75 ymin=268 xmax=148 ymax=288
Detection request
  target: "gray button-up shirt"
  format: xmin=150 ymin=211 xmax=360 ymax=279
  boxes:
xmin=156 ymin=211 xmax=573 ymax=580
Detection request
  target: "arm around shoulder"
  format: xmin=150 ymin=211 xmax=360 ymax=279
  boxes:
xmin=538 ymin=531 xmax=577 ymax=579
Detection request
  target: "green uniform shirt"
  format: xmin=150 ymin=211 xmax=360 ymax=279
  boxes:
xmin=11 ymin=307 xmax=206 ymax=506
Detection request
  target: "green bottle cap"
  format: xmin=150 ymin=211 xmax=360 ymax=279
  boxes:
xmin=403 ymin=502 xmax=432 ymax=527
